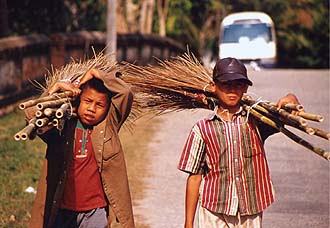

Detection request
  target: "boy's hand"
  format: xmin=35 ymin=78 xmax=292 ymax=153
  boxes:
xmin=48 ymin=81 xmax=81 ymax=97
xmin=77 ymin=69 xmax=103 ymax=87
xmin=194 ymin=93 xmax=208 ymax=105
xmin=277 ymin=93 xmax=303 ymax=114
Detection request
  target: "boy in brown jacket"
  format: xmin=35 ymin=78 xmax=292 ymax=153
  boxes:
xmin=28 ymin=69 xmax=135 ymax=228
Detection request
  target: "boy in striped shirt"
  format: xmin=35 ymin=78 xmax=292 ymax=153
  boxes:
xmin=178 ymin=57 xmax=300 ymax=228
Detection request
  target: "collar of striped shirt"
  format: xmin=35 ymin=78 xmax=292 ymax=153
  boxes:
xmin=207 ymin=105 xmax=245 ymax=121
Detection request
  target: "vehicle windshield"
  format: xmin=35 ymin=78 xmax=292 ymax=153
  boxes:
xmin=221 ymin=23 xmax=273 ymax=43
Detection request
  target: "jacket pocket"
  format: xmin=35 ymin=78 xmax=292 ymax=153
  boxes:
xmin=102 ymin=134 xmax=122 ymax=161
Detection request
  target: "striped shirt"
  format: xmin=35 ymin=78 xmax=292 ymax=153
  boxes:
xmin=178 ymin=108 xmax=277 ymax=216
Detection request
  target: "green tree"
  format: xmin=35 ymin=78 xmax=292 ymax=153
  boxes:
xmin=166 ymin=0 xmax=227 ymax=56
xmin=7 ymin=0 xmax=106 ymax=35
xmin=273 ymin=0 xmax=329 ymax=68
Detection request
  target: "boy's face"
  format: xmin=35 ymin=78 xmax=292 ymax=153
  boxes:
xmin=212 ymin=80 xmax=248 ymax=109
xmin=77 ymin=86 xmax=110 ymax=127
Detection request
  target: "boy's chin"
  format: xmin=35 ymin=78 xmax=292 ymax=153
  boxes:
xmin=226 ymin=101 xmax=241 ymax=107
xmin=80 ymin=119 xmax=97 ymax=128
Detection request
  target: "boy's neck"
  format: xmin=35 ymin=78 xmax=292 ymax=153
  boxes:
xmin=216 ymin=105 xmax=241 ymax=121
xmin=77 ymin=119 xmax=93 ymax=130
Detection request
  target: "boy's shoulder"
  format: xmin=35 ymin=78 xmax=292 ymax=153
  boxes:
xmin=194 ymin=115 xmax=214 ymax=127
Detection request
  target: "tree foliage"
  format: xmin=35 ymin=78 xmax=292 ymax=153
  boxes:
xmin=7 ymin=0 xmax=106 ymax=35
xmin=164 ymin=0 xmax=329 ymax=68
xmin=4 ymin=0 xmax=329 ymax=68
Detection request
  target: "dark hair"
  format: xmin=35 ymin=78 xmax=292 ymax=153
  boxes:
xmin=80 ymin=78 xmax=110 ymax=95
xmin=74 ymin=78 xmax=112 ymax=108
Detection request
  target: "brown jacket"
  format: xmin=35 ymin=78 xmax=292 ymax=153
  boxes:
xmin=29 ymin=70 xmax=135 ymax=227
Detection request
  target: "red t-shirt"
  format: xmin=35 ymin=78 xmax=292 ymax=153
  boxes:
xmin=60 ymin=122 xmax=107 ymax=211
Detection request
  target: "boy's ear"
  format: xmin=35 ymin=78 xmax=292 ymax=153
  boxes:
xmin=243 ymin=85 xmax=249 ymax=93
xmin=209 ymin=81 xmax=216 ymax=93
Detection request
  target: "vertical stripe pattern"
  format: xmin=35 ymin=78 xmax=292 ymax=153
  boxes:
xmin=178 ymin=114 xmax=275 ymax=216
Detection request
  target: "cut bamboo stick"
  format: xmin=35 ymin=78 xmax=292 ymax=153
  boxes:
xmin=296 ymin=112 xmax=324 ymax=122
xmin=44 ymin=108 xmax=57 ymax=117
xmin=36 ymin=117 xmax=50 ymax=128
xmin=37 ymin=98 xmax=71 ymax=110
xmin=243 ymin=97 xmax=308 ymax=126
xmin=35 ymin=110 xmax=44 ymax=118
xmin=269 ymin=102 xmax=304 ymax=112
xmin=56 ymin=118 xmax=66 ymax=131
xmin=56 ymin=103 xmax=71 ymax=119
xmin=19 ymin=91 xmax=73 ymax=110
xmin=243 ymin=104 xmax=330 ymax=161
xmin=14 ymin=118 xmax=37 ymax=141
xmin=309 ymin=127 xmax=330 ymax=140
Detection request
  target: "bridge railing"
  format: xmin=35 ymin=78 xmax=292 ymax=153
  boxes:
xmin=0 ymin=31 xmax=185 ymax=110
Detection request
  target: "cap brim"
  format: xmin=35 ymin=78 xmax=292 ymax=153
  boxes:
xmin=214 ymin=73 xmax=253 ymax=86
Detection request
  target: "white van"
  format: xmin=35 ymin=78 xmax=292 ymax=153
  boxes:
xmin=218 ymin=11 xmax=277 ymax=67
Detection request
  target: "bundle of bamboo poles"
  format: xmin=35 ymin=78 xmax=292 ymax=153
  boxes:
xmin=121 ymin=52 xmax=330 ymax=161
xmin=14 ymin=91 xmax=74 ymax=141
xmin=241 ymin=96 xmax=329 ymax=160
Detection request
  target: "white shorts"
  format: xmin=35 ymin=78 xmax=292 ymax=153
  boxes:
xmin=199 ymin=206 xmax=263 ymax=228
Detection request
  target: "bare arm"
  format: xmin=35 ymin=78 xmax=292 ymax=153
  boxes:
xmin=48 ymin=81 xmax=81 ymax=96
xmin=185 ymin=173 xmax=202 ymax=228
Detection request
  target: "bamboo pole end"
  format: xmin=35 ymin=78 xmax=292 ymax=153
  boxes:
xmin=20 ymin=133 xmax=28 ymax=141
xmin=323 ymin=152 xmax=330 ymax=161
xmin=55 ymin=111 xmax=64 ymax=119
xmin=14 ymin=133 xmax=21 ymax=141
xmin=296 ymin=104 xmax=304 ymax=112
xmin=19 ymin=104 xmax=25 ymax=110
xmin=299 ymin=119 xmax=308 ymax=127
xmin=36 ymin=103 xmax=44 ymax=110
xmin=305 ymin=127 xmax=315 ymax=135
xmin=35 ymin=110 xmax=43 ymax=117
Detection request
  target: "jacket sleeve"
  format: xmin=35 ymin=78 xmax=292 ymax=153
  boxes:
xmin=99 ymin=70 xmax=134 ymax=131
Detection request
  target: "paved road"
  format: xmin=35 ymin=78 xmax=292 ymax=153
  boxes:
xmin=129 ymin=69 xmax=330 ymax=228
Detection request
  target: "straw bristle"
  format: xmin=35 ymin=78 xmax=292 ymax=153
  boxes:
xmin=121 ymin=51 xmax=213 ymax=116
xmin=44 ymin=50 xmax=117 ymax=92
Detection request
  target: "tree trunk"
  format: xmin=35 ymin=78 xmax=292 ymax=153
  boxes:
xmin=124 ymin=0 xmax=139 ymax=33
xmin=139 ymin=0 xmax=155 ymax=34
xmin=117 ymin=1 xmax=128 ymax=33
xmin=156 ymin=0 xmax=169 ymax=37
xmin=106 ymin=0 xmax=117 ymax=61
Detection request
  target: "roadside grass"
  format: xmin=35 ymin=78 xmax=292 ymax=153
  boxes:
xmin=0 ymin=109 xmax=45 ymax=227
xmin=0 ymin=109 xmax=158 ymax=228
